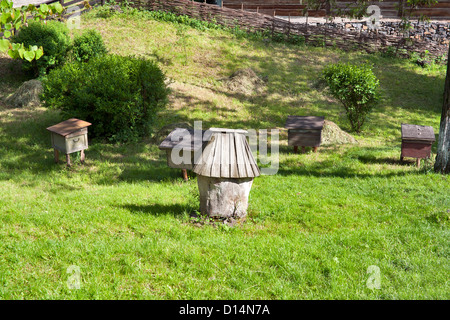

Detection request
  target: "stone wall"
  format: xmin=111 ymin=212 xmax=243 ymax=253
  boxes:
xmin=338 ymin=21 xmax=450 ymax=46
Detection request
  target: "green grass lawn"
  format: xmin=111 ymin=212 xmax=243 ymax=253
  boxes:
xmin=0 ymin=6 xmax=449 ymax=299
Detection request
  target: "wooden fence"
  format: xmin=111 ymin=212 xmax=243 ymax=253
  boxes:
xmin=123 ymin=0 xmax=448 ymax=58
xmin=222 ymin=0 xmax=450 ymax=20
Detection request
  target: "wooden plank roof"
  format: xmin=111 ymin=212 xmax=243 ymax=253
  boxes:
xmin=401 ymin=124 xmax=435 ymax=142
xmin=46 ymin=118 xmax=91 ymax=136
xmin=158 ymin=128 xmax=209 ymax=151
xmin=285 ymin=116 xmax=325 ymax=130
xmin=193 ymin=129 xmax=260 ymax=178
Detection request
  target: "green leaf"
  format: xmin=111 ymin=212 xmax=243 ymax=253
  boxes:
xmin=7 ymin=48 xmax=19 ymax=59
xmin=52 ymin=2 xmax=63 ymax=14
xmin=0 ymin=38 xmax=10 ymax=52
xmin=0 ymin=0 xmax=12 ymax=10
xmin=26 ymin=4 xmax=36 ymax=12
xmin=11 ymin=42 xmax=21 ymax=50
xmin=13 ymin=20 xmax=22 ymax=30
xmin=1 ymin=12 xmax=10 ymax=24
xmin=23 ymin=50 xmax=35 ymax=62
xmin=3 ymin=30 xmax=10 ymax=38
xmin=18 ymin=47 xmax=24 ymax=59
xmin=39 ymin=4 xmax=49 ymax=13
xmin=35 ymin=47 xmax=43 ymax=60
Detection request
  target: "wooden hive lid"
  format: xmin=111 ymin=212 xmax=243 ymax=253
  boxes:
xmin=285 ymin=116 xmax=325 ymax=130
xmin=158 ymin=128 xmax=209 ymax=151
xmin=401 ymin=124 xmax=435 ymax=142
xmin=193 ymin=130 xmax=260 ymax=179
xmin=46 ymin=118 xmax=92 ymax=137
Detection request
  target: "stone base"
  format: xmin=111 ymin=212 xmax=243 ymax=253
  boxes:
xmin=197 ymin=176 xmax=253 ymax=219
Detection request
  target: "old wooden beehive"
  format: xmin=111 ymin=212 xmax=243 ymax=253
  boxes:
xmin=192 ymin=128 xmax=260 ymax=220
xmin=159 ymin=128 xmax=208 ymax=180
xmin=285 ymin=116 xmax=325 ymax=153
xmin=401 ymin=123 xmax=435 ymax=167
xmin=46 ymin=118 xmax=91 ymax=166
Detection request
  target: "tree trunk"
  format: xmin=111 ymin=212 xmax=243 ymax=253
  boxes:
xmin=434 ymin=46 xmax=450 ymax=174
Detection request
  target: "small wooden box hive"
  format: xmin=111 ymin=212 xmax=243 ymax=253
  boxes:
xmin=193 ymin=128 xmax=260 ymax=221
xmin=158 ymin=128 xmax=208 ymax=181
xmin=46 ymin=118 xmax=91 ymax=166
xmin=401 ymin=123 xmax=435 ymax=167
xmin=285 ymin=116 xmax=325 ymax=153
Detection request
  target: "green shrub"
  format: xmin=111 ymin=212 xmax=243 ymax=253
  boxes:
xmin=322 ymin=63 xmax=380 ymax=133
xmin=12 ymin=20 xmax=71 ymax=76
xmin=72 ymin=29 xmax=108 ymax=63
xmin=41 ymin=54 xmax=169 ymax=141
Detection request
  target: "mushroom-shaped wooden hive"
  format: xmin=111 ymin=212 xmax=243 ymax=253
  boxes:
xmin=193 ymin=128 xmax=260 ymax=220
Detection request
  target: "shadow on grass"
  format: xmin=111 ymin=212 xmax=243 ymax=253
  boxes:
xmin=119 ymin=203 xmax=194 ymax=216
xmin=0 ymin=107 xmax=183 ymax=184
xmin=275 ymin=144 xmax=431 ymax=178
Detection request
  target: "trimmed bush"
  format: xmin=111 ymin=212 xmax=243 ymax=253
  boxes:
xmin=322 ymin=63 xmax=380 ymax=133
xmin=12 ymin=20 xmax=71 ymax=76
xmin=41 ymin=54 xmax=169 ymax=141
xmin=72 ymin=29 xmax=108 ymax=63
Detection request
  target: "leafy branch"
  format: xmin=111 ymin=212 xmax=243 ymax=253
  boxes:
xmin=0 ymin=0 xmax=64 ymax=62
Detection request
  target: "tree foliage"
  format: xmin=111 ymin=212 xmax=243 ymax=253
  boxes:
xmin=0 ymin=0 xmax=64 ymax=63
xmin=41 ymin=55 xmax=170 ymax=142
xmin=322 ymin=63 xmax=380 ymax=133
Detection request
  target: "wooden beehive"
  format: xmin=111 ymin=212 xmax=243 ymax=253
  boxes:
xmin=159 ymin=128 xmax=209 ymax=180
xmin=193 ymin=128 xmax=260 ymax=220
xmin=46 ymin=118 xmax=91 ymax=166
xmin=192 ymin=128 xmax=260 ymax=178
xmin=401 ymin=124 xmax=435 ymax=167
xmin=285 ymin=116 xmax=325 ymax=153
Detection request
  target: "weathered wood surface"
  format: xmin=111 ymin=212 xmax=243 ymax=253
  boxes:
xmin=159 ymin=128 xmax=208 ymax=170
xmin=435 ymin=45 xmax=450 ymax=174
xmin=285 ymin=115 xmax=325 ymax=130
xmin=400 ymin=124 xmax=435 ymax=166
xmin=158 ymin=128 xmax=207 ymax=151
xmin=46 ymin=118 xmax=91 ymax=136
xmin=197 ymin=176 xmax=253 ymax=219
xmin=401 ymin=141 xmax=433 ymax=159
xmin=285 ymin=116 xmax=324 ymax=148
xmin=47 ymin=118 xmax=90 ymax=166
xmin=401 ymin=123 xmax=436 ymax=142
xmin=193 ymin=129 xmax=260 ymax=178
